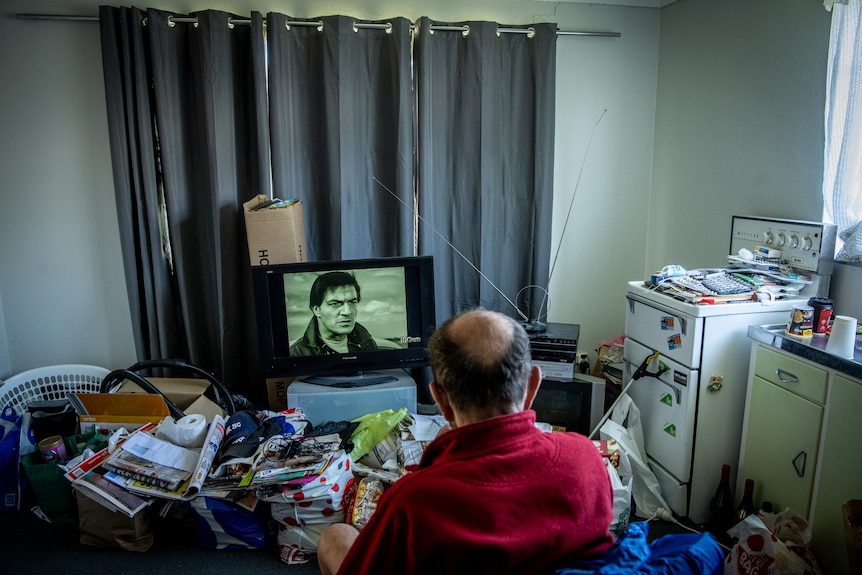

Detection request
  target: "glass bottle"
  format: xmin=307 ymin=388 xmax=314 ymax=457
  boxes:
xmin=708 ymin=463 xmax=735 ymax=535
xmin=735 ymin=478 xmax=756 ymax=522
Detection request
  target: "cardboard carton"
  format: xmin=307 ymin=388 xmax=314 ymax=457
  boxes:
xmin=117 ymin=377 xmax=224 ymax=423
xmin=71 ymin=393 xmax=170 ymax=435
xmin=265 ymin=375 xmax=296 ymax=412
xmin=242 ymin=194 xmax=306 ymax=266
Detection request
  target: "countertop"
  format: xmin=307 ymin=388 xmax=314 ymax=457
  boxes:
xmin=748 ymin=324 xmax=862 ymax=381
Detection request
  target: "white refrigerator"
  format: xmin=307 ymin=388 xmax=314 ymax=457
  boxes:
xmin=623 ymin=281 xmax=796 ymax=523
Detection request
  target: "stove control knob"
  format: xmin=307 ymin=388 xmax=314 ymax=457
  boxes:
xmin=803 ymin=236 xmax=813 ymax=250
xmin=764 ymin=231 xmax=775 ymax=244
xmin=790 ymin=235 xmax=800 ymax=249
xmin=776 ymin=233 xmax=787 ymax=246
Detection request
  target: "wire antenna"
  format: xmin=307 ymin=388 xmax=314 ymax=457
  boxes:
xmin=373 ymin=109 xmax=606 ymax=328
xmin=537 ymin=108 xmax=608 ymax=316
xmin=372 ymin=177 xmax=529 ymax=322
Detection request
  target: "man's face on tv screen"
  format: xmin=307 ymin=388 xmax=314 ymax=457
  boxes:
xmin=313 ymin=285 xmax=359 ymax=339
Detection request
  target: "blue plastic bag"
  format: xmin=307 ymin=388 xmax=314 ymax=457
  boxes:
xmin=189 ymin=496 xmax=274 ymax=550
xmin=0 ymin=405 xmax=22 ymax=510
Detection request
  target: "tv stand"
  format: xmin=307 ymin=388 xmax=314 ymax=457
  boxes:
xmin=300 ymin=372 xmax=398 ymax=388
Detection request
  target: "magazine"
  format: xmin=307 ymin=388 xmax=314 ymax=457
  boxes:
xmin=102 ymin=450 xmax=190 ymax=490
xmin=64 ymin=421 xmax=158 ymax=483
xmin=122 ymin=413 xmax=226 ymax=501
xmin=72 ymin=468 xmax=153 ymax=518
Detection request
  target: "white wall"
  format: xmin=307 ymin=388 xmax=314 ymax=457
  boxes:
xmin=547 ymin=6 xmax=660 ymax=356
xmin=0 ymin=8 xmax=136 ymax=377
xmin=648 ymin=0 xmax=832 ymax=274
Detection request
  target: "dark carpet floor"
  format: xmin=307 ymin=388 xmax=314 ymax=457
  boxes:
xmin=1 ymin=502 xmax=724 ymax=575
xmin=0 ymin=504 xmax=322 ymax=575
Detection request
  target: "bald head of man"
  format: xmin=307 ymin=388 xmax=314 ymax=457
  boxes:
xmin=427 ymin=308 xmax=542 ymax=428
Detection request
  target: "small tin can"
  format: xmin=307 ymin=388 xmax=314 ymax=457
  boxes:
xmin=38 ymin=435 xmax=68 ymax=463
xmin=808 ymin=297 xmax=834 ymax=334
xmin=786 ymin=304 xmax=814 ymax=337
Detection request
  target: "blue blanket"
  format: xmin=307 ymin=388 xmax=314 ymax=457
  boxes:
xmin=557 ymin=521 xmax=724 ymax=575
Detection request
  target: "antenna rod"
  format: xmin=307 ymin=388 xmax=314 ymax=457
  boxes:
xmin=539 ymin=108 xmax=607 ymax=314
xmin=372 ymin=177 xmax=528 ymax=322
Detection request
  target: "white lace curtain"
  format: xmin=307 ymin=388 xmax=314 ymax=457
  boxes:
xmin=823 ymin=0 xmax=862 ymax=261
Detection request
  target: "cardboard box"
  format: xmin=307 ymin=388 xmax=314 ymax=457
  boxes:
xmin=243 ymin=194 xmax=306 ymax=266
xmin=71 ymin=393 xmax=170 ymax=435
xmin=265 ymin=375 xmax=296 ymax=412
xmin=117 ymin=377 xmax=225 ymax=423
xmin=592 ymin=439 xmax=621 ymax=469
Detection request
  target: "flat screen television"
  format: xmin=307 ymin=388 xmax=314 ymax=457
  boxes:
xmin=252 ymin=255 xmax=436 ymax=387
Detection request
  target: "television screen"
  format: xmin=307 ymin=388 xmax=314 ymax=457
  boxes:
xmin=252 ymin=256 xmax=436 ymax=386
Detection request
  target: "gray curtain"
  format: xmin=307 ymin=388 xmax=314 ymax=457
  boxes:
xmin=100 ymin=7 xmax=269 ymax=393
xmin=414 ymin=18 xmax=557 ymax=327
xmin=266 ymin=14 xmax=415 ymax=261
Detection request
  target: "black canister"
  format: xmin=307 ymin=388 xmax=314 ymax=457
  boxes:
xmin=808 ymin=297 xmax=834 ymax=334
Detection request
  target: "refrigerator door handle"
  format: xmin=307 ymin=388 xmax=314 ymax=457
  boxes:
xmin=626 ymin=296 xmax=687 ymax=335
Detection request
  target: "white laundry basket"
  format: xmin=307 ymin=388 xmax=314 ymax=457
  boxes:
xmin=0 ymin=364 xmax=108 ymax=415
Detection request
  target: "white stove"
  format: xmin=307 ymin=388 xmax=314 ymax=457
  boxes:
xmin=623 ymin=216 xmax=836 ymax=523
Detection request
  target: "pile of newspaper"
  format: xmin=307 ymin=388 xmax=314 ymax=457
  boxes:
xmin=61 ymin=408 xmax=354 ymax=522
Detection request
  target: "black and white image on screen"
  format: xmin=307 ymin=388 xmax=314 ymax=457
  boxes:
xmin=285 ymin=267 xmax=408 ymax=357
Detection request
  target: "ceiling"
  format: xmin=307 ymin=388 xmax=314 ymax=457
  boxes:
xmin=531 ymin=0 xmax=679 ymax=8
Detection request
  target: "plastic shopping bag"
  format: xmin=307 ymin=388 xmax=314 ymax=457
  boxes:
xmin=349 ymin=408 xmax=408 ymax=462
xmin=725 ymin=509 xmax=823 ymax=575
xmin=605 ymin=456 xmax=632 ymax=537
xmin=0 ymin=406 xmax=22 ymax=510
xmin=189 ymin=496 xmax=274 ymax=549
xmin=600 ymin=394 xmax=670 ymax=518
xmin=270 ymin=450 xmax=355 ymax=565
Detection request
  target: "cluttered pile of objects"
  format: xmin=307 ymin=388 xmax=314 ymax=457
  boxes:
xmin=0 ymin=362 xmax=446 ymax=563
xmin=644 ymin=258 xmax=813 ymax=305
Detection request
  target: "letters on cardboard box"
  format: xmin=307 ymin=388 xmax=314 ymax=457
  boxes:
xmin=243 ymin=194 xmax=307 ymax=266
xmin=265 ymin=376 xmax=296 ymax=412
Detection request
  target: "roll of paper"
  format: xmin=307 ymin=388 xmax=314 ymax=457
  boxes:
xmin=157 ymin=413 xmax=207 ymax=448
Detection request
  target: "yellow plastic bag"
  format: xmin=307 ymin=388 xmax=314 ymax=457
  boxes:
xmin=349 ymin=408 xmax=408 ymax=461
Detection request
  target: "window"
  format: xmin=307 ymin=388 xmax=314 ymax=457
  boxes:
xmin=823 ymin=0 xmax=862 ymax=261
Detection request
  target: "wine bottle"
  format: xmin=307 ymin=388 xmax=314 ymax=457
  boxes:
xmin=735 ymin=478 xmax=756 ymax=522
xmin=708 ymin=463 xmax=735 ymax=535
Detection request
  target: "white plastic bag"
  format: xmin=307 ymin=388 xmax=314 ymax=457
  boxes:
xmin=725 ymin=510 xmax=823 ymax=575
xmin=604 ymin=453 xmax=632 ymax=537
xmin=599 ymin=394 xmax=670 ymax=518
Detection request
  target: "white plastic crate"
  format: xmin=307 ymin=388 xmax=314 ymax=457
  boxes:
xmin=0 ymin=364 xmax=109 ymax=415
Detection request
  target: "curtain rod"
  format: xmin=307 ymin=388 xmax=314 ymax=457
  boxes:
xmin=14 ymin=13 xmax=621 ymax=37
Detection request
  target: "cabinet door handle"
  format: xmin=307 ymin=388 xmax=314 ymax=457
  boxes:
xmin=776 ymin=369 xmax=799 ymax=384
xmin=792 ymin=450 xmax=807 ymax=478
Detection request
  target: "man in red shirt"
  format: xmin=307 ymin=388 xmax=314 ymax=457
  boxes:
xmin=317 ymin=308 xmax=615 ymax=575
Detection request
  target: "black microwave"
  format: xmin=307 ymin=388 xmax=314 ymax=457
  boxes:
xmin=531 ymin=375 xmax=606 ymax=436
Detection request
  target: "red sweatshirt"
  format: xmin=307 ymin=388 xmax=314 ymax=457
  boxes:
xmin=336 ymin=410 xmax=615 ymax=575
